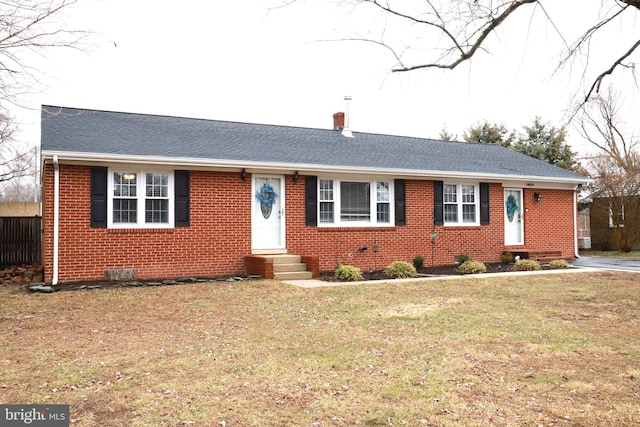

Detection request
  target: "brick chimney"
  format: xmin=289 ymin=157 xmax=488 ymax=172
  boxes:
xmin=333 ymin=112 xmax=345 ymax=130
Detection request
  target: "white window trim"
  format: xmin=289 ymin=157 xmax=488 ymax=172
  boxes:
xmin=107 ymin=169 xmax=175 ymax=228
xmin=443 ymin=182 xmax=480 ymax=227
xmin=608 ymin=205 xmax=624 ymax=228
xmin=318 ymin=177 xmax=395 ymax=227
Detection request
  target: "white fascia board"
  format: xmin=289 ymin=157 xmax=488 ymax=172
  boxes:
xmin=41 ymin=150 xmax=590 ymax=189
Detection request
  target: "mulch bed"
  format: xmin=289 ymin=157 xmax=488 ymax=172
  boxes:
xmin=24 ymin=275 xmax=265 ymax=293
xmin=21 ymin=263 xmax=561 ymax=292
xmin=319 ymin=262 xmax=556 ymax=282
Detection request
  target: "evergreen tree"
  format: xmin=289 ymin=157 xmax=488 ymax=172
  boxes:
xmin=463 ymin=121 xmax=515 ymax=147
xmin=438 ymin=125 xmax=457 ymax=142
xmin=515 ymin=117 xmax=577 ymax=171
xmin=464 ymin=117 xmax=580 ymax=171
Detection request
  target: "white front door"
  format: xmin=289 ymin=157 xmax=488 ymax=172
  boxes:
xmin=504 ymin=189 xmax=523 ymax=246
xmin=252 ymin=175 xmax=285 ymax=250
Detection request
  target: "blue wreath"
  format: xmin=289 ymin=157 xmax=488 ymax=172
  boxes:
xmin=506 ymin=194 xmax=518 ymax=222
xmin=256 ymin=182 xmax=278 ymax=208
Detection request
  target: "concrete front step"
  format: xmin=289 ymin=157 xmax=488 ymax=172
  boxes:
xmin=264 ymin=255 xmax=310 ymax=280
xmin=245 ymin=253 xmax=317 ymax=281
xmin=273 ymin=271 xmax=313 ymax=280
xmin=261 ymin=254 xmax=302 ymax=264
xmin=273 ymin=263 xmax=308 ymax=273
xmin=505 ymin=249 xmax=563 ymax=262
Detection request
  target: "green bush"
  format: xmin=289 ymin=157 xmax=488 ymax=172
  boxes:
xmin=513 ymin=259 xmax=541 ymax=271
xmin=457 ymin=260 xmax=487 ymax=274
xmin=334 ymin=264 xmax=363 ymax=281
xmin=549 ymin=259 xmax=570 ymax=269
xmin=385 ymin=261 xmax=417 ymax=278
xmin=455 ymin=252 xmax=472 ymax=264
xmin=412 ymin=255 xmax=424 ymax=270
xmin=501 ymin=251 xmax=514 ymax=264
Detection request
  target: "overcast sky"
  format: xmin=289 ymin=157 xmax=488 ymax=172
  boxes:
xmin=10 ymin=0 xmax=640 ymax=157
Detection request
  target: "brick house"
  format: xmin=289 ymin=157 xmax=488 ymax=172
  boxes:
xmin=40 ymin=105 xmax=587 ymax=284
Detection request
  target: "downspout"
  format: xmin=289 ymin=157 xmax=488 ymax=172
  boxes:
xmin=52 ymin=155 xmax=60 ymax=285
xmin=573 ymin=188 xmax=580 ymax=259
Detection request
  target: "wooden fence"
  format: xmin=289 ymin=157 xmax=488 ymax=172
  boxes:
xmin=0 ymin=216 xmax=42 ymax=267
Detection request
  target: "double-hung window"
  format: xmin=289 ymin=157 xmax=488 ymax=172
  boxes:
xmin=443 ymin=183 xmax=479 ymax=226
xmin=109 ymin=170 xmax=173 ymax=228
xmin=319 ymin=179 xmax=335 ymax=223
xmin=318 ymin=178 xmax=392 ymax=226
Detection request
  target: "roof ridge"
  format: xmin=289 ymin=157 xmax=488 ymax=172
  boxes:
xmin=41 ymin=104 xmax=456 ymax=142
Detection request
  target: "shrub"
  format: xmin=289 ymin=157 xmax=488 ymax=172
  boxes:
xmin=513 ymin=259 xmax=541 ymax=271
xmin=549 ymin=259 xmax=570 ymax=269
xmin=455 ymin=252 xmax=471 ymax=264
xmin=501 ymin=251 xmax=514 ymax=265
xmin=334 ymin=264 xmax=363 ymax=281
xmin=412 ymin=255 xmax=424 ymax=270
xmin=457 ymin=260 xmax=487 ymax=274
xmin=385 ymin=261 xmax=417 ymax=278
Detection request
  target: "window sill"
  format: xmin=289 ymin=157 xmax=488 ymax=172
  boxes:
xmin=317 ymin=226 xmax=396 ymax=232
xmin=107 ymin=228 xmax=175 ymax=234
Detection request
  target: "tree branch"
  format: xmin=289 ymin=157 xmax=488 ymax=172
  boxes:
xmin=385 ymin=0 xmax=539 ymax=72
xmin=585 ymin=38 xmax=640 ymax=102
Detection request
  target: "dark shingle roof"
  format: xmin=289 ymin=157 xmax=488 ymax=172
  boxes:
xmin=40 ymin=105 xmax=586 ymax=183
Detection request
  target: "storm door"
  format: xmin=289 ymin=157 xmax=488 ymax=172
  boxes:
xmin=504 ymin=189 xmax=523 ymax=246
xmin=252 ymin=175 xmax=285 ymax=250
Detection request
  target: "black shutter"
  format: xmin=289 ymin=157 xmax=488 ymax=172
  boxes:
xmin=480 ymin=182 xmax=490 ymax=225
xmin=305 ymin=175 xmax=317 ymax=226
xmin=90 ymin=167 xmax=107 ymax=228
xmin=175 ymin=170 xmax=190 ymax=227
xmin=434 ymin=180 xmax=444 ymax=225
xmin=394 ymin=179 xmax=406 ymax=226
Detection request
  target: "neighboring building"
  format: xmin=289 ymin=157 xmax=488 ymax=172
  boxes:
xmin=590 ymin=197 xmax=640 ymax=251
xmin=0 ymin=202 xmax=40 ymax=217
xmin=577 ymin=206 xmax=591 ymax=249
xmin=40 ymin=105 xmax=588 ymax=284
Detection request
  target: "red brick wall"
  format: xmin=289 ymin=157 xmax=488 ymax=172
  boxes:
xmin=42 ymin=165 xmax=577 ymax=283
xmin=43 ymin=164 xmax=252 ymax=283
xmin=287 ymin=180 xmax=576 ymax=272
xmin=520 ymin=188 xmax=576 ymax=255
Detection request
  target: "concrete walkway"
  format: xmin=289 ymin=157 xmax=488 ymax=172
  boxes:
xmin=281 ymin=265 xmax=606 ymax=288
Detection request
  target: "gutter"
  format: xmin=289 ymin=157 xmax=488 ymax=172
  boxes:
xmin=573 ymin=189 xmax=580 ymax=259
xmin=41 ymin=151 xmax=590 ymax=188
xmin=52 ymin=155 xmax=60 ymax=285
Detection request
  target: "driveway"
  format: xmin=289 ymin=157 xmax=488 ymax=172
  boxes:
xmin=572 ymin=256 xmax=640 ymax=272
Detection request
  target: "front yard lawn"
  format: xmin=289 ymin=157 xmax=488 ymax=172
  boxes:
xmin=1 ymin=272 xmax=639 ymax=426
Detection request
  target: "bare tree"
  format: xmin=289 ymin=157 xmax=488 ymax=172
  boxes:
xmin=0 ymin=0 xmax=82 ymax=103
xmin=0 ymin=0 xmax=81 ymax=185
xmin=333 ymin=1 xmax=639 ymax=106
xmin=578 ymin=90 xmax=639 ymax=169
xmin=579 ymin=90 xmax=640 ymax=251
xmin=0 ymin=111 xmax=31 ymax=183
xmin=588 ymin=153 xmax=640 ymax=251
xmin=1 ymin=176 xmax=36 ymax=202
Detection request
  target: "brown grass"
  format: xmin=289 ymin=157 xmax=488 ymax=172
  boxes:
xmin=1 ymin=271 xmax=639 ymax=426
